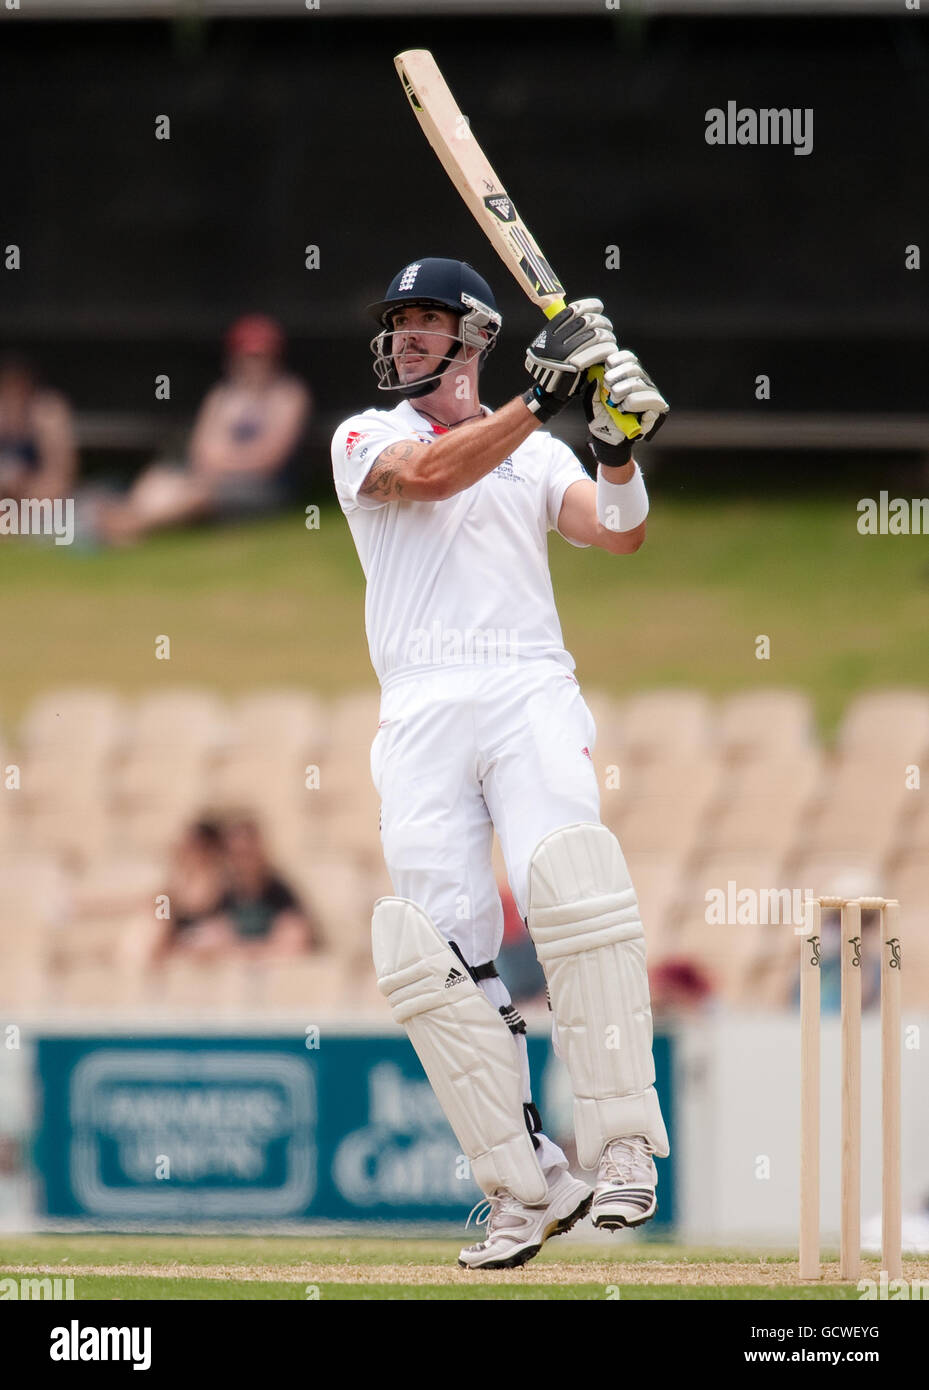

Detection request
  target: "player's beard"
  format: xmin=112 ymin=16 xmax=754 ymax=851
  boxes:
xmin=394 ymin=342 xmax=462 ymax=397
xmin=396 ymin=356 xmax=439 ymax=387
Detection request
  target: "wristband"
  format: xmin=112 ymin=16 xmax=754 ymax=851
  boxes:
xmin=521 ymin=386 xmax=561 ymax=425
xmin=587 ymin=435 xmax=634 ymax=468
xmin=595 ymin=460 xmax=649 ymax=532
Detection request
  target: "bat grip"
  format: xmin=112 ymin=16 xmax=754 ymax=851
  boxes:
xmin=542 ymin=298 xmax=642 ymax=441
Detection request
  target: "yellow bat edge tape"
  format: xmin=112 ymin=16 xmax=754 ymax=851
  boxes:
xmin=543 ymin=296 xmax=642 ymax=441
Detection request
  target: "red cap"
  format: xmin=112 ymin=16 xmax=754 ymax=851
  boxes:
xmin=225 ymin=315 xmax=285 ymax=358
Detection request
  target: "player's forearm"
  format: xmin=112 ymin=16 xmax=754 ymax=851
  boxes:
xmin=423 ymin=397 xmax=539 ymax=499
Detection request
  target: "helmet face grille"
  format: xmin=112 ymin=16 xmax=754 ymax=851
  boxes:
xmin=369 ymin=324 xmax=472 ymax=397
xmin=368 ymin=287 xmax=499 ymax=397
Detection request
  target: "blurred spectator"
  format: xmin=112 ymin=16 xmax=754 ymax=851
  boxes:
xmin=649 ymin=958 xmax=715 ymax=1016
xmin=151 ymin=814 xmax=321 ymax=962
xmin=220 ymin=815 xmax=322 ymax=956
xmin=0 ymin=352 xmax=76 ymax=501
xmin=150 ymin=819 xmax=230 ymax=962
xmin=98 ymin=315 xmax=310 ymax=543
xmin=496 ymin=881 xmax=546 ymax=1004
xmin=795 ymin=909 xmax=881 ymax=1014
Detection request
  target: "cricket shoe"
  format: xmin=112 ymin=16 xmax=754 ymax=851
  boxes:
xmin=458 ymin=1168 xmax=592 ymax=1270
xmin=591 ymin=1134 xmax=658 ymax=1230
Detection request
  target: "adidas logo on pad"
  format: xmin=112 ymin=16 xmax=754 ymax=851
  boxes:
xmin=444 ymin=967 xmax=467 ymax=989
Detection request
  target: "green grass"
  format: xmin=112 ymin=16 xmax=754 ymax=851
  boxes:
xmin=2 ymin=499 xmax=927 ymax=734
xmin=0 ymin=1275 xmax=868 ymax=1300
xmin=0 ymin=1235 xmax=915 ymax=1300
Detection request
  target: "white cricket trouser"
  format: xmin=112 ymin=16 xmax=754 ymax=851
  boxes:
xmin=370 ymin=657 xmax=602 ymax=1176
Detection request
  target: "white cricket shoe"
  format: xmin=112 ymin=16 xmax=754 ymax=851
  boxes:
xmin=591 ymin=1134 xmax=658 ymax=1230
xmin=458 ymin=1167 xmax=592 ymax=1270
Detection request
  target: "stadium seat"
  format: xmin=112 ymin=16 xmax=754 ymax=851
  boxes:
xmin=837 ymin=689 xmax=929 ymax=761
xmin=256 ymin=953 xmax=349 ymax=1010
xmin=624 ymin=850 xmax=687 ymax=956
xmin=4 ymin=683 xmax=925 ymax=1019
xmin=613 ymin=756 xmax=721 ymax=858
xmin=319 ymin=787 xmax=383 ymax=860
xmin=891 ymin=781 xmax=929 ymax=857
xmin=0 ymin=852 xmax=71 ymax=931
xmin=704 ymin=752 xmax=823 ymax=857
xmin=668 ymin=852 xmax=791 ymax=1003
xmin=72 ymin=854 xmax=163 ymax=918
xmin=146 ymin=957 xmax=237 ymax=1013
xmin=583 ymin=689 xmax=624 ymax=750
xmin=16 ymin=758 xmax=112 ymax=865
xmin=129 ymin=688 xmax=231 ymax=755
xmin=0 ymin=954 xmax=48 ymax=1011
xmin=208 ymin=749 xmax=313 ymax=823
xmin=718 ymin=689 xmax=816 ymax=762
xmin=787 ymin=851 xmax=885 ymax=904
xmin=112 ymin=756 xmax=210 ymax=855
xmin=282 ymin=850 xmax=373 ymax=957
xmin=326 ymin=691 xmax=381 ymax=762
xmin=19 ymin=688 xmax=126 ymax=764
xmin=884 ymin=856 xmax=929 ymax=1010
xmin=803 ymin=758 xmax=911 ymax=860
xmin=617 ymin=690 xmax=715 ymax=762
xmin=232 ymin=689 xmax=330 ymax=755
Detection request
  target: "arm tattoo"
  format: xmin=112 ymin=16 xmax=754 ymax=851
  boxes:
xmin=359 ymin=440 xmax=419 ymax=500
xmin=360 ymin=461 xmax=403 ymax=499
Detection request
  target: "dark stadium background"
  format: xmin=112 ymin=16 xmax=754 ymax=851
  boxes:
xmin=1 ymin=10 xmax=926 ymax=491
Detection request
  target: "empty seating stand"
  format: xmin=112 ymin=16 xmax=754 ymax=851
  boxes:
xmin=0 ymin=684 xmax=925 ymax=1016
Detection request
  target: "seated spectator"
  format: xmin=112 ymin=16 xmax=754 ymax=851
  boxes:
xmin=649 ymin=958 xmax=715 ymax=1016
xmin=0 ymin=352 xmax=76 ymax=502
xmin=98 ymin=315 xmax=310 ymax=543
xmin=496 ymin=880 xmax=546 ymax=1005
xmin=150 ymin=819 xmax=230 ymax=962
xmin=793 ymin=909 xmax=880 ymax=1013
xmin=151 ymin=814 xmax=321 ymax=962
xmin=220 ymin=815 xmax=322 ymax=957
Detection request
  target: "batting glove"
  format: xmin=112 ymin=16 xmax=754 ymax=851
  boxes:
xmin=585 ymin=349 xmax=669 ymax=465
xmin=522 ymin=298 xmax=617 ymax=424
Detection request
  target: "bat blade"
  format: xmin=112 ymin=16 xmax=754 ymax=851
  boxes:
xmin=394 ymin=49 xmax=566 ymax=314
xmin=394 ymin=49 xmax=642 ymax=440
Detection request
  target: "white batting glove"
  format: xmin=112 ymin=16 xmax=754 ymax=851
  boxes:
xmin=602 ymin=349 xmax=669 ymax=440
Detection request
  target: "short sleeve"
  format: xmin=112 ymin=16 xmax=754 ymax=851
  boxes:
xmin=546 ymin=435 xmax=593 ymax=549
xmin=331 ymin=415 xmax=410 ymax=513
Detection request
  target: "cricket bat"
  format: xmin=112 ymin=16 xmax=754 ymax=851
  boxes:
xmin=394 ymin=49 xmax=641 ymax=440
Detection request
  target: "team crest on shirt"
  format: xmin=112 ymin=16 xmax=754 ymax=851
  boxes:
xmin=492 ymin=456 xmax=524 ymax=483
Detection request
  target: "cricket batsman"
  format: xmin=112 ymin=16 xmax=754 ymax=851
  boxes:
xmin=331 ymin=257 xmax=670 ymax=1269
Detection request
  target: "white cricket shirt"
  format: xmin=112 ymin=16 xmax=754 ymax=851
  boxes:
xmin=331 ymin=399 xmax=591 ymax=690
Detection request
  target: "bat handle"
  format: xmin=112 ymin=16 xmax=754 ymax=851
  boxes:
xmin=542 ymin=298 xmax=642 ymax=441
